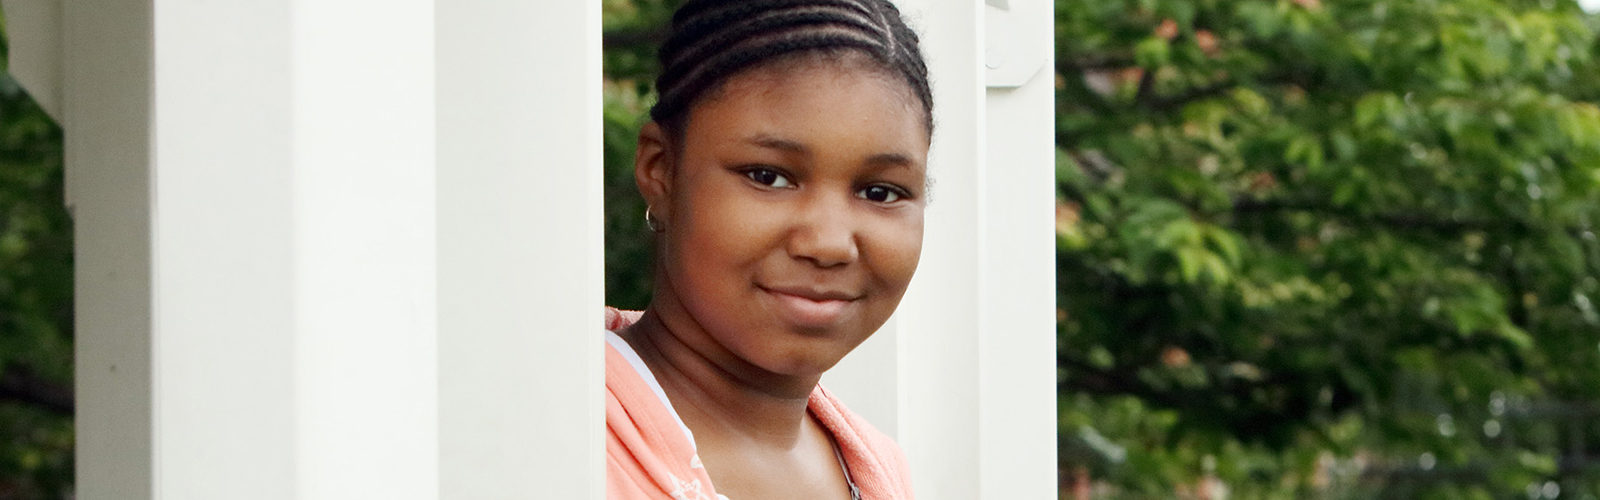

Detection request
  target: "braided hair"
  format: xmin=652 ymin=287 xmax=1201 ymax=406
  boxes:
xmin=650 ymin=0 xmax=934 ymax=142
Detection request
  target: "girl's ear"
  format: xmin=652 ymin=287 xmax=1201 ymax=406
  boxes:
xmin=635 ymin=121 xmax=675 ymax=223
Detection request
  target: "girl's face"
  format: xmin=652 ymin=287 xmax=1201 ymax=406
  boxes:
xmin=637 ymin=58 xmax=929 ymax=377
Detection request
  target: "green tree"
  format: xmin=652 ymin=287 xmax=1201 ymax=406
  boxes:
xmin=1054 ymin=0 xmax=1600 ymax=498
xmin=602 ymin=0 xmax=681 ymax=311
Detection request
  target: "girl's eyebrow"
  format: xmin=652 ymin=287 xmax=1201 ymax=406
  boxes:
xmin=745 ymin=134 xmax=919 ymax=169
xmin=865 ymin=153 xmax=915 ymax=169
xmin=745 ymin=134 xmax=808 ymax=155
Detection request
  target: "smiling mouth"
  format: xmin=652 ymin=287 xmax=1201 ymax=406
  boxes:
xmin=759 ymin=286 xmax=859 ymax=328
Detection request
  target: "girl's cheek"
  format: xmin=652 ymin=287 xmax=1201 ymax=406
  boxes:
xmin=866 ymin=219 xmax=923 ymax=281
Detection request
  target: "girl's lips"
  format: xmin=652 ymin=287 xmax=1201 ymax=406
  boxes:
xmin=761 ymin=287 xmax=855 ymax=327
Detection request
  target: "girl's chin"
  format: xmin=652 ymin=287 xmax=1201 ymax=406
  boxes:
xmin=730 ymin=332 xmax=861 ymax=378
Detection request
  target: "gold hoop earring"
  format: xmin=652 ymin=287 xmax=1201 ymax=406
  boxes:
xmin=645 ymin=206 xmax=665 ymax=233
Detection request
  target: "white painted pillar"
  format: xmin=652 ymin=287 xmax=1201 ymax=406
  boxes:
xmin=895 ymin=0 xmax=987 ymax=497
xmin=824 ymin=0 xmax=1058 ymax=498
xmin=11 ymin=1 xmax=441 ymax=499
xmin=149 ymin=2 xmax=296 ymax=498
xmin=978 ymin=0 xmax=1060 ymax=497
xmin=1 ymin=0 xmax=61 ymax=120
xmin=287 ymin=2 xmax=439 ymax=498
xmin=7 ymin=0 xmax=607 ymax=498
xmin=59 ymin=1 xmax=155 ymax=498
xmin=437 ymin=1 xmax=605 ymax=499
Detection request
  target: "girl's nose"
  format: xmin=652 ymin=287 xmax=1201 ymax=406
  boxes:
xmin=786 ymin=194 xmax=859 ymax=268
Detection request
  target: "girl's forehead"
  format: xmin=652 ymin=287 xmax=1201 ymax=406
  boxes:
xmin=694 ymin=54 xmax=934 ymax=129
xmin=687 ymin=58 xmax=930 ymax=141
xmin=692 ymin=69 xmax=928 ymax=143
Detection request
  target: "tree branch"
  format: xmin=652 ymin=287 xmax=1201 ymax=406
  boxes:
xmin=1060 ymin=53 xmax=1136 ymax=71
xmin=1141 ymin=80 xmax=1238 ymax=112
xmin=0 ymin=364 xmax=73 ymax=416
xmin=1231 ymin=198 xmax=1531 ymax=235
xmin=1058 ymin=355 xmax=1184 ymax=409
xmin=1132 ymin=66 xmax=1157 ymax=107
xmin=603 ymin=27 xmax=668 ymax=51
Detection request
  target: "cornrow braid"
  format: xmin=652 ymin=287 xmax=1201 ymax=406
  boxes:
xmin=650 ymin=0 xmax=933 ymax=141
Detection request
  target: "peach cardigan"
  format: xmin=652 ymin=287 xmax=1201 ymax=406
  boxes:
xmin=603 ymin=309 xmax=916 ymax=500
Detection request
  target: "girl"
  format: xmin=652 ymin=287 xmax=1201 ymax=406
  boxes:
xmin=606 ymin=1 xmax=932 ymax=498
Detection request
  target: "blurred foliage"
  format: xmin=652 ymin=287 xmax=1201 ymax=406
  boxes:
xmin=602 ymin=0 xmax=682 ymax=311
xmin=0 ymin=5 xmax=76 ymax=500
xmin=1053 ymin=0 xmax=1600 ymax=498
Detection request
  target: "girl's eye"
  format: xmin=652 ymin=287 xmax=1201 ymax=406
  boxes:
xmin=857 ymin=185 xmax=903 ymax=203
xmin=745 ymin=168 xmax=793 ymax=188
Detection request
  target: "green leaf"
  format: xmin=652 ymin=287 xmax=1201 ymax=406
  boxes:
xmin=1134 ymin=36 xmax=1171 ymax=68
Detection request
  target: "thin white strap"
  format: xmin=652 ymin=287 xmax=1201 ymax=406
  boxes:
xmin=605 ymin=330 xmax=698 ymax=447
xmin=832 ymin=441 xmax=862 ymax=500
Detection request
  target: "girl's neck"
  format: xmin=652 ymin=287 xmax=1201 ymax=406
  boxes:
xmin=619 ymin=303 xmax=819 ymax=449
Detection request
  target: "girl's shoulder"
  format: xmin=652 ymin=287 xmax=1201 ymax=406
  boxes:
xmin=809 ymin=386 xmax=916 ymax=500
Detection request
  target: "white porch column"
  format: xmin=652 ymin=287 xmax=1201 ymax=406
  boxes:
xmin=437 ymin=2 xmax=605 ymax=499
xmin=823 ymin=0 xmax=1058 ymax=498
xmin=8 ymin=0 xmax=607 ymax=497
xmin=59 ymin=1 xmax=156 ymax=498
xmin=287 ymin=1 xmax=439 ymax=498
xmin=1 ymin=0 xmax=60 ymax=120
xmin=12 ymin=1 xmax=439 ymax=498
xmin=977 ymin=0 xmax=1060 ymax=497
